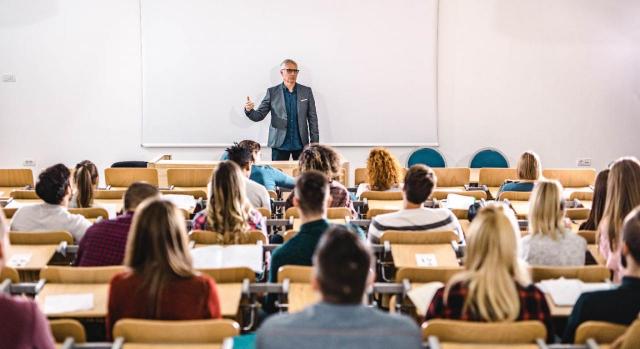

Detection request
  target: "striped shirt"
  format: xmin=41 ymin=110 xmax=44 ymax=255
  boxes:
xmin=368 ymin=207 xmax=464 ymax=244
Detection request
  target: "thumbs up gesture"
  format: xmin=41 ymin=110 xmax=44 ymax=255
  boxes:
xmin=245 ymin=96 xmax=255 ymax=112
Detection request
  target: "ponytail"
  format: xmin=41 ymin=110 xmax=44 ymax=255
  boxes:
xmin=74 ymin=161 xmax=98 ymax=208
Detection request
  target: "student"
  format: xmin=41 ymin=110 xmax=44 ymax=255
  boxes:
xmin=521 ymin=180 xmax=586 ymax=266
xmin=356 ymin=147 xmax=404 ymax=198
xmin=368 ymin=164 xmax=463 ymax=244
xmin=266 ymin=171 xmax=364 ymax=312
xmin=225 ymin=144 xmax=271 ymax=209
xmin=69 ymin=160 xmax=99 ymax=208
xmin=285 ymin=144 xmax=356 ymax=218
xmin=497 ymin=151 xmax=542 ymax=197
xmin=107 ymin=198 xmax=221 ymax=337
xmin=257 ymin=225 xmax=421 ymax=349
xmin=0 ymin=210 xmax=56 ymax=349
xmin=563 ymin=207 xmax=640 ymax=343
xmin=598 ymin=157 xmax=640 ymax=281
xmin=11 ymin=163 xmax=92 ymax=241
xmin=579 ymin=169 xmax=609 ymax=231
xmin=74 ymin=182 xmax=160 ymax=266
xmin=238 ymin=139 xmax=296 ymax=191
xmin=425 ymin=203 xmax=553 ymax=340
xmin=192 ymin=161 xmax=266 ymax=243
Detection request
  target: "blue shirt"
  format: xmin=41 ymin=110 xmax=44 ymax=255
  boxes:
xmin=250 ymin=165 xmax=295 ymax=191
xmin=497 ymin=181 xmax=535 ymax=197
xmin=279 ymin=83 xmax=303 ymax=151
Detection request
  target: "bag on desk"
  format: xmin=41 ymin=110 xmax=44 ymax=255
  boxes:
xmin=467 ymin=199 xmax=486 ymax=222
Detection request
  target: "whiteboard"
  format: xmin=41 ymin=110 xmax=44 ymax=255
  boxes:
xmin=140 ymin=0 xmax=439 ymax=147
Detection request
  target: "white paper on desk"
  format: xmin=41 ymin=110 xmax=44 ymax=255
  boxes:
xmin=191 ymin=245 xmax=263 ymax=273
xmin=415 ymin=253 xmax=438 ymax=267
xmin=163 ymin=194 xmax=197 ymax=211
xmin=407 ymin=282 xmax=444 ymax=317
xmin=43 ymin=294 xmax=94 ymax=315
xmin=4 ymin=201 xmax=32 ymax=209
xmin=8 ymin=253 xmax=31 ymax=267
xmin=442 ymin=193 xmax=476 ymax=210
xmin=537 ymin=278 xmax=612 ymax=306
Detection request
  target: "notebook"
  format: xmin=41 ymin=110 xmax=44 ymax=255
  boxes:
xmin=407 ymin=282 xmax=445 ymax=317
xmin=191 ymin=245 xmax=263 ymax=272
xmin=537 ymin=278 xmax=612 ymax=306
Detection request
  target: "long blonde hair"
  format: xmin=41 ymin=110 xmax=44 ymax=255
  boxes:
xmin=207 ymin=161 xmax=251 ymax=244
xmin=600 ymin=157 xmax=640 ymax=251
xmin=366 ymin=147 xmax=404 ymax=191
xmin=517 ymin=151 xmax=541 ymax=181
xmin=124 ymin=198 xmax=196 ymax=317
xmin=446 ymin=203 xmax=529 ymax=321
xmin=528 ymin=180 xmax=565 ymax=239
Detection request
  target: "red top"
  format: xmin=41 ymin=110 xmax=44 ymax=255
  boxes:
xmin=106 ymin=271 xmax=221 ymax=338
xmin=0 ymin=293 xmax=55 ymax=349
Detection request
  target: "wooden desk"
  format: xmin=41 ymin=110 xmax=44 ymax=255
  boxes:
xmin=37 ymin=284 xmax=109 ymax=318
xmin=8 ymin=244 xmax=57 ymax=281
xmin=217 ymin=283 xmax=243 ymax=317
xmin=588 ymin=245 xmax=605 ymax=265
xmin=367 ymin=200 xmax=403 ymax=211
xmin=287 ymin=283 xmax=319 ymax=313
xmin=391 ymin=244 xmax=459 ymax=268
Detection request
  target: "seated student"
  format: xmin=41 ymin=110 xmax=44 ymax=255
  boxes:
xmin=225 ymin=144 xmax=271 ymax=209
xmin=368 ymin=164 xmax=463 ymax=244
xmin=285 ymin=144 xmax=356 ymax=218
xmin=521 ymin=180 xmax=586 ymax=266
xmin=0 ymin=210 xmax=56 ymax=349
xmin=193 ymin=161 xmax=266 ymax=242
xmin=425 ymin=203 xmax=553 ymax=340
xmin=69 ymin=160 xmax=99 ymax=208
xmin=257 ymin=225 xmax=421 ymax=349
xmin=356 ymin=147 xmax=404 ymax=198
xmin=579 ymin=169 xmax=609 ymax=231
xmin=563 ymin=207 xmax=640 ymax=343
xmin=75 ymin=182 xmax=160 ymax=266
xmin=11 ymin=163 xmax=92 ymax=241
xmin=107 ymin=198 xmax=221 ymax=337
xmin=497 ymin=151 xmax=541 ymax=197
xmin=238 ymin=139 xmax=296 ymax=191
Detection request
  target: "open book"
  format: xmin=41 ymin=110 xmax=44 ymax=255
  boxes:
xmin=536 ymin=278 xmax=612 ymax=306
xmin=442 ymin=193 xmax=476 ymax=210
xmin=162 ymin=194 xmax=198 ymax=212
xmin=407 ymin=282 xmax=444 ymax=317
xmin=191 ymin=245 xmax=263 ymax=273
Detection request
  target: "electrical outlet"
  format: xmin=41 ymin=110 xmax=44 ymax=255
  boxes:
xmin=23 ymin=159 xmax=36 ymax=167
xmin=577 ymin=158 xmax=592 ymax=167
xmin=2 ymin=74 xmax=16 ymax=82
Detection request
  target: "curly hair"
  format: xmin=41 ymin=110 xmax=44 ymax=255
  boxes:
xmin=366 ymin=147 xmax=403 ymax=191
xmin=298 ymin=144 xmax=341 ymax=179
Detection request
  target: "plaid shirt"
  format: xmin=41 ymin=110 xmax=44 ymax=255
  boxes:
xmin=426 ymin=281 xmax=554 ymax=341
xmin=285 ymin=180 xmax=357 ymax=218
xmin=74 ymin=212 xmax=133 ymax=267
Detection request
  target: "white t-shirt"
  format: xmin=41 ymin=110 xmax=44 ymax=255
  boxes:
xmin=368 ymin=207 xmax=464 ymax=244
xmin=244 ymin=177 xmax=271 ymax=209
xmin=10 ymin=203 xmax=92 ymax=242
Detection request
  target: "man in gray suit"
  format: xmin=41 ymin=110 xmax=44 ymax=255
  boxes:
xmin=244 ymin=59 xmax=319 ymax=161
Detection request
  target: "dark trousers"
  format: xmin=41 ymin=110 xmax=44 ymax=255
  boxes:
xmin=271 ymin=148 xmax=302 ymax=161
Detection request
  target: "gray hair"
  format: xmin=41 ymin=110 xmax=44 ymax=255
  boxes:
xmin=280 ymin=59 xmax=298 ymax=68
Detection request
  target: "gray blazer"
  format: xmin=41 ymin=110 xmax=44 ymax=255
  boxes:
xmin=245 ymin=83 xmax=319 ymax=148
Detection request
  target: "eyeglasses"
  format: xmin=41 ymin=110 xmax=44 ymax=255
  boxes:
xmin=281 ymin=68 xmax=300 ymax=74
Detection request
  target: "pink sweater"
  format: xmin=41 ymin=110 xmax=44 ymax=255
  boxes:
xmin=0 ymin=293 xmax=55 ymax=349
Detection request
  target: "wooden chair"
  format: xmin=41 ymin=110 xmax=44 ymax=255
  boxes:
xmin=277 ymin=265 xmax=313 ymax=283
xmin=577 ymin=230 xmax=596 ymax=244
xmin=256 ymin=207 xmax=271 ymax=219
xmin=94 ymin=189 xmax=126 ymax=199
xmin=9 ymin=231 xmax=73 ymax=245
xmin=2 ymin=208 xmax=17 ymax=219
xmin=68 ymin=207 xmax=109 ymax=220
xmin=529 ymin=265 xmax=610 ymax=283
xmin=616 ymin=319 xmax=640 ymax=349
xmin=432 ymin=167 xmax=470 ymax=187
xmin=40 ymin=266 xmax=125 ymax=283
xmin=0 ymin=169 xmax=34 ymax=187
xmin=112 ymin=319 xmax=239 ymax=344
xmin=284 ymin=207 xmax=300 ymax=219
xmin=395 ymin=267 xmax=462 ymax=284
xmin=499 ymin=191 xmax=531 ymax=201
xmin=161 ymin=189 xmax=208 ymax=200
xmin=354 ymin=168 xmax=368 ymax=186
xmin=566 ymin=208 xmax=590 ymax=221
xmin=422 ymin=319 xmax=546 ymax=344
xmin=543 ymin=168 xmax=596 ymax=188
xmin=431 ymin=190 xmax=487 ymax=200
xmin=366 ymin=208 xmax=397 ymax=219
xmin=9 ymin=190 xmax=39 ymax=199
xmin=574 ymin=321 xmax=627 ymax=344
xmin=50 ymin=319 xmax=86 ymax=343
xmin=380 ymin=230 xmax=458 ymax=245
xmin=284 ymin=207 xmax=351 ymax=220
xmin=189 ymin=230 xmax=267 ymax=245
xmin=283 ymin=229 xmax=297 ymax=242
xmin=569 ymin=191 xmax=593 ymax=201
xmin=166 ymin=168 xmax=213 ymax=188
xmin=104 ymin=168 xmax=159 ymax=187
xmin=197 ymin=267 xmax=255 ymax=283
xmin=0 ymin=266 xmax=20 ymax=283
xmin=361 ymin=191 xmax=403 ymax=201
xmin=267 ymin=190 xmax=278 ymax=200
xmin=478 ymin=168 xmax=517 ymax=187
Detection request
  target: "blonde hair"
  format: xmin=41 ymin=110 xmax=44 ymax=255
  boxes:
xmin=517 ymin=151 xmax=541 ymax=181
xmin=528 ymin=180 xmax=565 ymax=239
xmin=207 ymin=161 xmax=252 ymax=244
xmin=446 ymin=203 xmax=529 ymax=322
xmin=366 ymin=148 xmax=404 ymax=191
xmin=600 ymin=157 xmax=640 ymax=251
xmin=124 ymin=198 xmax=196 ymax=317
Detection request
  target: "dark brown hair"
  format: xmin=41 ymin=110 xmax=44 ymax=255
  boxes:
xmin=74 ymin=160 xmax=99 ymax=208
xmin=403 ymin=164 xmax=437 ymax=204
xmin=36 ymin=164 xmax=71 ymax=205
xmin=295 ymin=170 xmax=329 ymax=215
xmin=579 ymin=169 xmax=609 ymax=230
xmin=622 ymin=208 xmax=640 ymax=265
xmin=123 ymin=182 xmax=160 ymax=212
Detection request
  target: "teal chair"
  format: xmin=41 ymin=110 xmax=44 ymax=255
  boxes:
xmin=407 ymin=147 xmax=446 ymax=168
xmin=469 ymin=148 xmax=509 ymax=168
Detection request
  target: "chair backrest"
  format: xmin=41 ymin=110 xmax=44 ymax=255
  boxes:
xmin=574 ymin=321 xmax=627 ymax=344
xmin=432 ymin=168 xmax=471 ymax=187
xmin=2 ymin=208 xmax=17 ymax=219
xmin=104 ymin=168 xmax=159 ymax=187
xmin=189 ymin=230 xmax=266 ymax=245
xmin=479 ymin=168 xmax=518 ymax=187
xmin=9 ymin=190 xmax=39 ymax=199
xmin=618 ymin=319 xmax=640 ymax=349
xmin=577 ymin=230 xmax=596 ymax=244
xmin=50 ymin=319 xmax=87 ymax=343
xmin=366 ymin=208 xmax=398 ymax=219
xmin=529 ymin=265 xmax=610 ymax=283
xmin=422 ymin=319 xmax=546 ymax=343
xmin=40 ymin=266 xmax=126 ymax=283
xmin=407 ymin=148 xmax=446 ymax=168
xmin=360 ymin=191 xmax=403 ymax=200
xmin=380 ymin=230 xmax=458 ymax=244
xmin=68 ymin=207 xmax=109 ymax=220
xmin=113 ymin=319 xmax=239 ymax=344
xmin=283 ymin=229 xmax=297 ymax=242
xmin=197 ymin=267 xmax=255 ymax=283
xmin=431 ymin=190 xmax=487 ymax=200
xmin=542 ymin=168 xmax=596 ymax=188
xmin=566 ymin=208 xmax=590 ymax=221
xmin=569 ymin=191 xmax=593 ymax=201
xmin=0 ymin=266 xmax=20 ymax=283
xmin=267 ymin=190 xmax=278 ymax=200
xmin=285 ymin=207 xmax=350 ymax=219
xmin=94 ymin=189 xmax=127 ymax=199
xmin=111 ymin=161 xmax=148 ymax=168
xmin=284 ymin=207 xmax=300 ymax=219
xmin=354 ymin=168 xmax=368 ymax=185
xmin=166 ymin=168 xmax=213 ymax=187
xmin=256 ymin=207 xmax=271 ymax=219
xmin=160 ymin=189 xmax=208 ymax=200
xmin=470 ymin=148 xmax=509 ymax=168
xmin=0 ymin=169 xmax=34 ymax=187
xmin=499 ymin=191 xmax=531 ymax=201
xmin=9 ymin=231 xmax=73 ymax=245
xmin=277 ymin=265 xmax=313 ymax=283
xmin=395 ymin=267 xmax=463 ymax=283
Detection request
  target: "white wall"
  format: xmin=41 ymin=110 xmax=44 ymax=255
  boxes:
xmin=1 ymin=0 xmax=639 ymax=185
